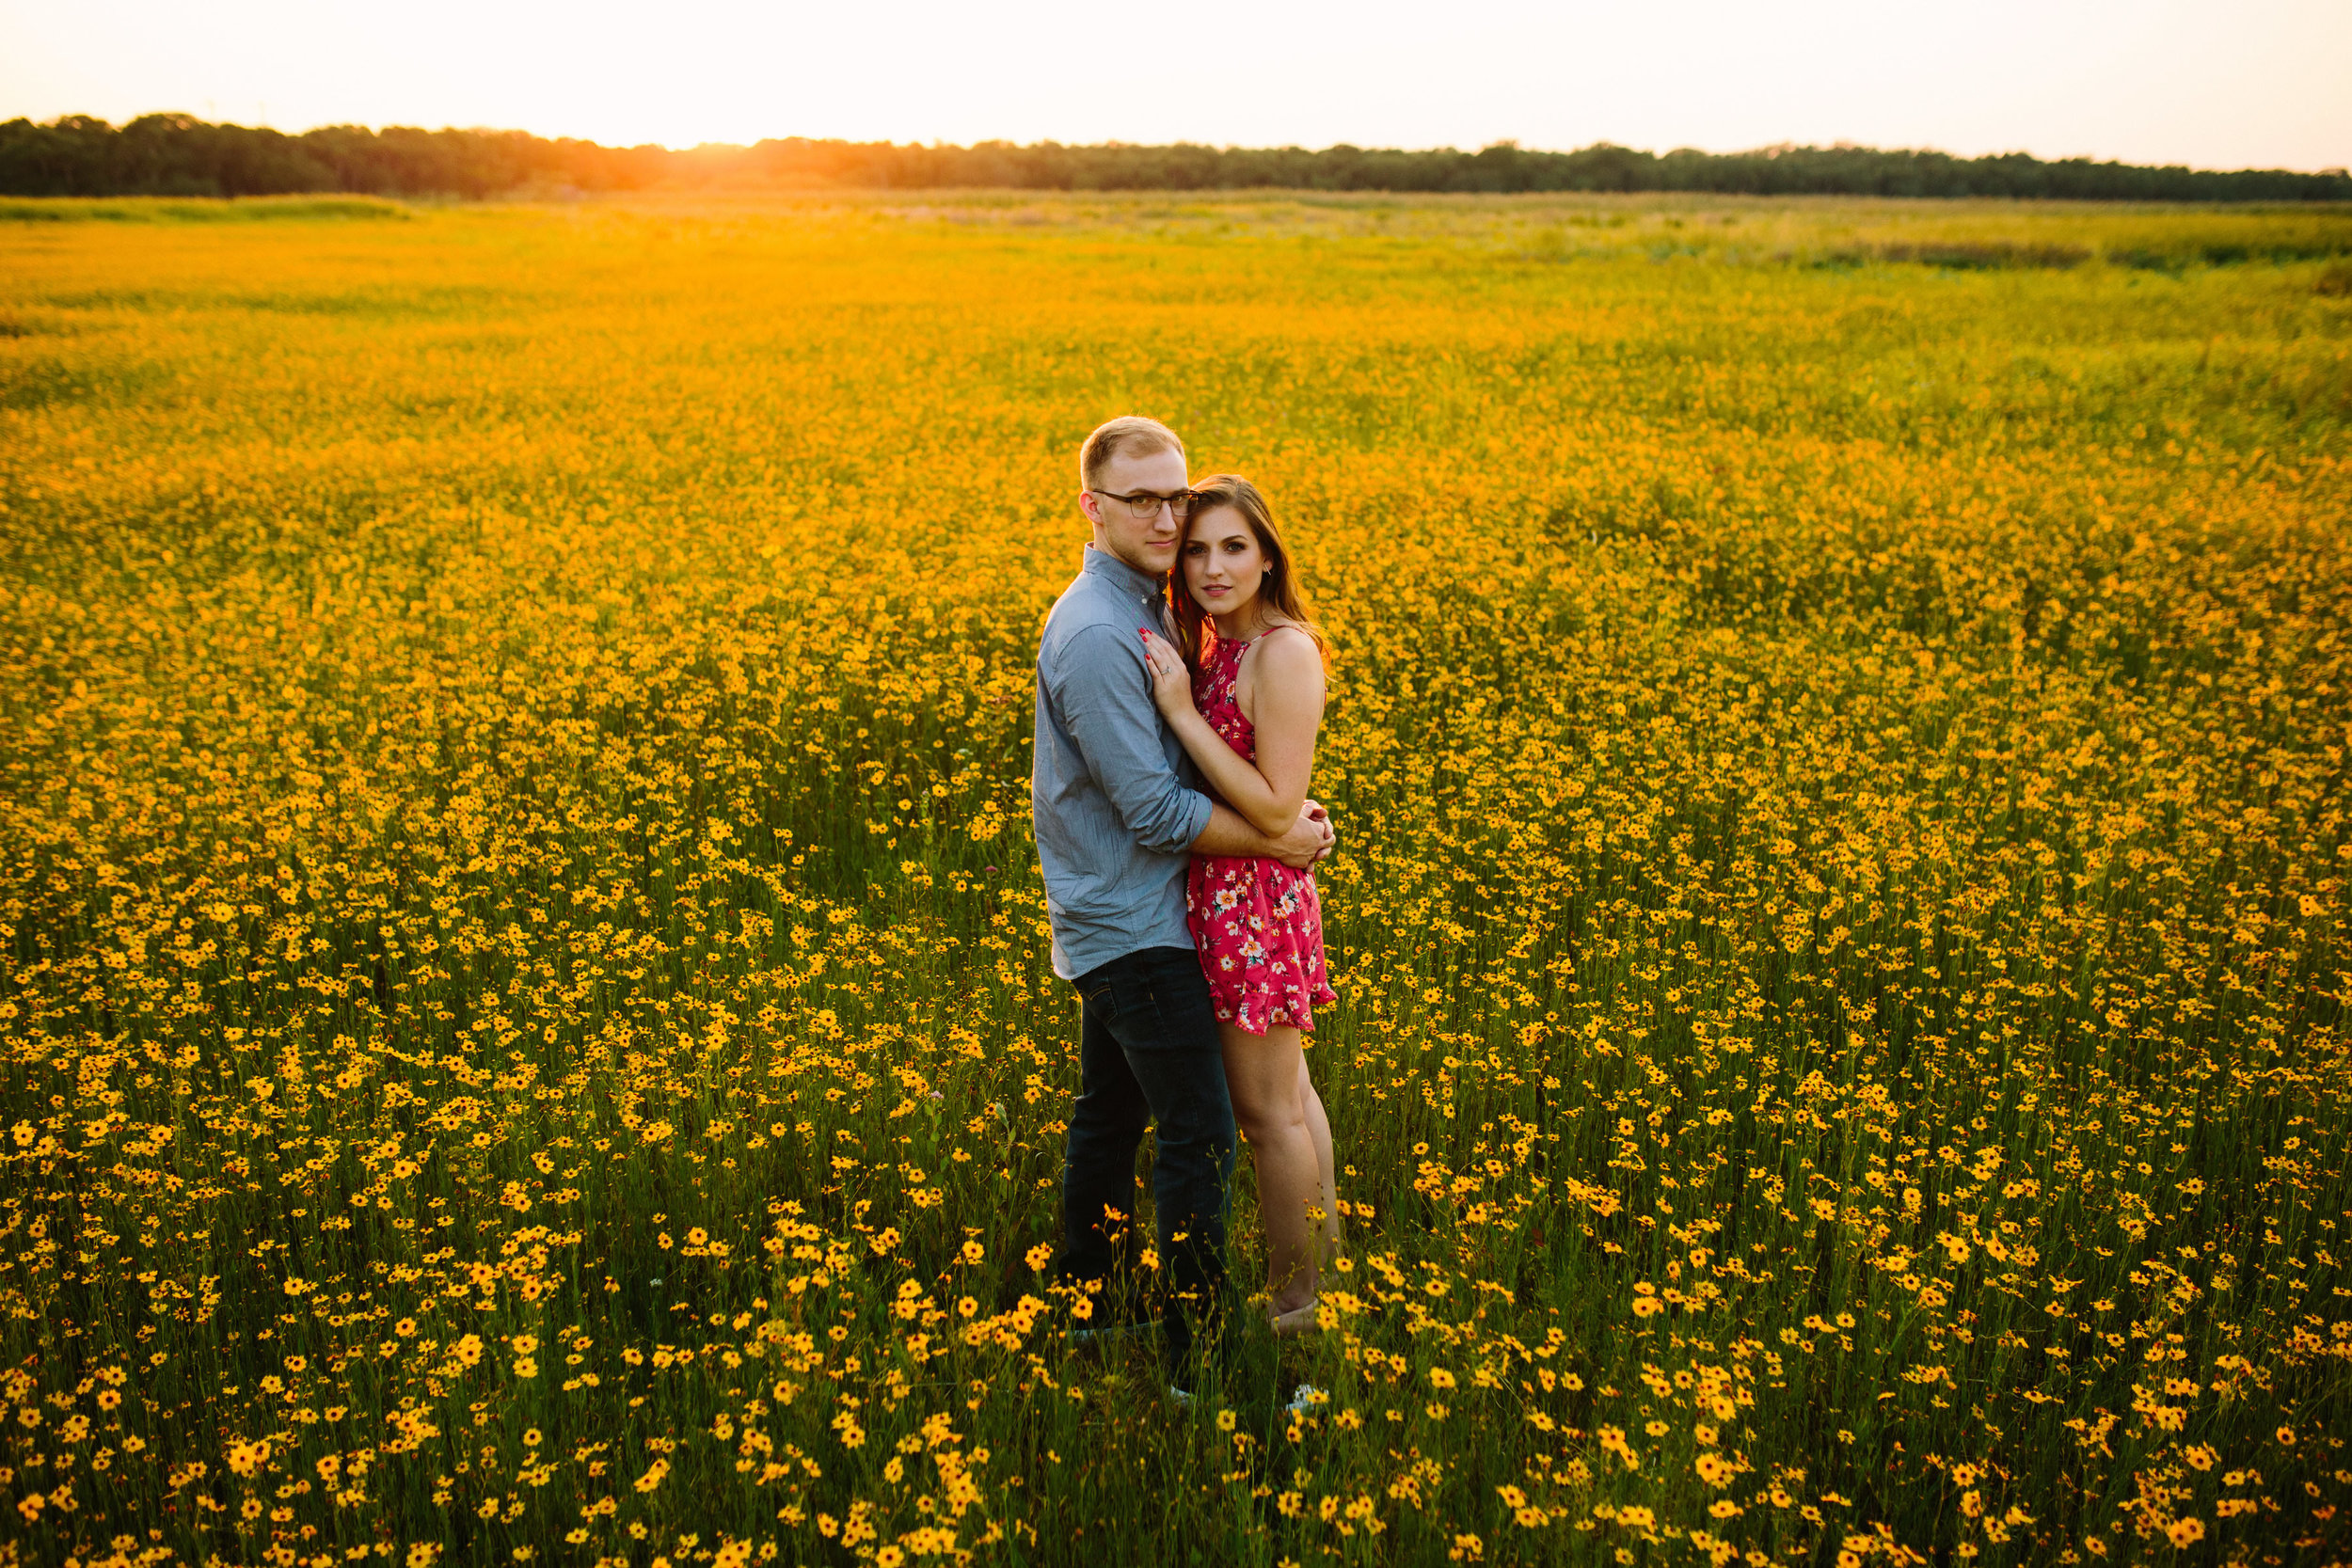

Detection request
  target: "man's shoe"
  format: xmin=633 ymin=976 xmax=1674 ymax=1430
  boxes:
xmin=1284 ymin=1384 xmax=1327 ymax=1418
xmin=1168 ymin=1385 xmax=1194 ymax=1411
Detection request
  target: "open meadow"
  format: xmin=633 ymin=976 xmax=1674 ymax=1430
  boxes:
xmin=2 ymin=190 xmax=2351 ymax=1566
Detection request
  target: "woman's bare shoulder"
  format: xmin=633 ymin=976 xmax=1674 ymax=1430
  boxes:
xmin=1253 ymin=622 xmax=1321 ymax=657
xmin=1248 ymin=624 xmax=1327 ymax=686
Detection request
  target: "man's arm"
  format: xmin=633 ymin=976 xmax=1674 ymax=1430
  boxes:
xmin=1194 ymin=799 xmax=1335 ymax=870
xmin=1050 ymin=624 xmax=1215 ymax=853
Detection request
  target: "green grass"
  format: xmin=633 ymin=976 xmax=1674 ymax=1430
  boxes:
xmin=0 ymin=195 xmax=414 ymax=224
xmin=0 ymin=194 xmax=2347 ymax=1567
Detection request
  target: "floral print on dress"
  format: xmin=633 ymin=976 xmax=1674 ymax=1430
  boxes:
xmin=1185 ymin=634 xmax=1341 ymax=1035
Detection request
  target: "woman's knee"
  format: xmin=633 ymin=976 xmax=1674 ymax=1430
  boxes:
xmin=1233 ymin=1093 xmax=1307 ymax=1145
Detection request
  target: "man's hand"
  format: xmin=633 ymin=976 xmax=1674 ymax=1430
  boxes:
xmin=1271 ymin=800 xmax=1337 ymax=870
xmin=1304 ymin=799 xmax=1336 ymax=864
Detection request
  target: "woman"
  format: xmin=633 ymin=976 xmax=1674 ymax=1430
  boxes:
xmin=1138 ymin=475 xmax=1341 ymax=1337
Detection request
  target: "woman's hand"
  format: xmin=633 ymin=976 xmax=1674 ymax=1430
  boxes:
xmin=1138 ymin=629 xmax=1194 ymax=719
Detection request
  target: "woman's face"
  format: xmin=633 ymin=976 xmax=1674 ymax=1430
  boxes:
xmin=1182 ymin=505 xmax=1267 ymax=619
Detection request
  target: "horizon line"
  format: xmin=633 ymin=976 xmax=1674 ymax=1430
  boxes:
xmin=20 ymin=112 xmax=2348 ymax=180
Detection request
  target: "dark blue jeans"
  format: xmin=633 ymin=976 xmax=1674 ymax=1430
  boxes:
xmin=1057 ymin=945 xmax=1235 ymax=1378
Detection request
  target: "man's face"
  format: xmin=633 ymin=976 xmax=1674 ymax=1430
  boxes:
xmin=1079 ymin=444 xmax=1189 ymax=578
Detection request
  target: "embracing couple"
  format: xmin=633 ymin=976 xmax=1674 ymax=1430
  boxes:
xmin=1032 ymin=416 xmax=1343 ymax=1398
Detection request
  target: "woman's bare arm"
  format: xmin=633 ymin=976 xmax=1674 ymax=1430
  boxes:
xmin=1143 ymin=628 xmax=1325 ymax=838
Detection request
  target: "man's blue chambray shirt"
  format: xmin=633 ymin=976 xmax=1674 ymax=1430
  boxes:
xmin=1032 ymin=546 xmax=1215 ymax=981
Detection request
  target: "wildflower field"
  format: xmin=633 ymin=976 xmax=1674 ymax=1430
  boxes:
xmin=2 ymin=190 xmax=2350 ymax=1567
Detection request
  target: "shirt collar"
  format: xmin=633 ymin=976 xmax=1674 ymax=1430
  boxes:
xmin=1082 ymin=544 xmax=1167 ymax=606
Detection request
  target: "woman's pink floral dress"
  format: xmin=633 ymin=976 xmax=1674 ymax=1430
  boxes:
xmin=1185 ymin=634 xmax=1340 ymax=1035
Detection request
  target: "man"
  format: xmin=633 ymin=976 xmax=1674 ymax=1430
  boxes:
xmin=1033 ymin=415 xmax=1334 ymax=1392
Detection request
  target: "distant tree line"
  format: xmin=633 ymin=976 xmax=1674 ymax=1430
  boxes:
xmin=0 ymin=115 xmax=658 ymax=199
xmin=4 ymin=113 xmax=2346 ymax=202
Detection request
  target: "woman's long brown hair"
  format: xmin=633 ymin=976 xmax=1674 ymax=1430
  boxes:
xmin=1167 ymin=474 xmax=1328 ymax=679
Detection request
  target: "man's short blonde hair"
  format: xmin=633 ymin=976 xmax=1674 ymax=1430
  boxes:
xmin=1078 ymin=416 xmax=1184 ymax=490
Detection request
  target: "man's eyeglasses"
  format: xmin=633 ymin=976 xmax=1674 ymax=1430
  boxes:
xmin=1090 ymin=487 xmax=1199 ymax=523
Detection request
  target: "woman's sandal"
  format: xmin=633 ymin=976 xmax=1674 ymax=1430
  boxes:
xmin=1270 ymin=1300 xmax=1320 ymax=1338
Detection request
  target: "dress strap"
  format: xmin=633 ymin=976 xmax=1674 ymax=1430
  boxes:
xmin=1237 ymin=622 xmax=1311 ymax=669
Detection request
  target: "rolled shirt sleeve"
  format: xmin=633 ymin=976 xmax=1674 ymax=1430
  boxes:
xmin=1046 ymin=625 xmax=1214 ymax=854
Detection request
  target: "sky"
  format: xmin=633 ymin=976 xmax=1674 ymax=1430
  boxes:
xmin=4 ymin=0 xmax=2346 ymax=171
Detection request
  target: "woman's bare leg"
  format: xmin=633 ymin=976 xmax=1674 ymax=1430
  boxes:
xmin=1220 ymin=1022 xmax=1319 ymax=1315
xmin=1298 ymin=1057 xmax=1341 ymax=1266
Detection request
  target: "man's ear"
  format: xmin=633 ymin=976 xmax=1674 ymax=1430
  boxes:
xmin=1077 ymin=488 xmax=1100 ymax=527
